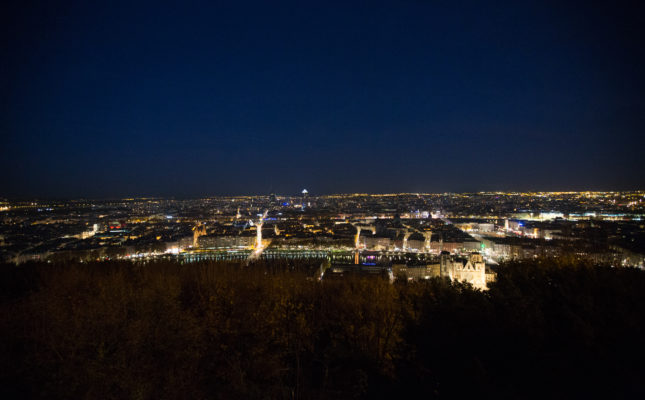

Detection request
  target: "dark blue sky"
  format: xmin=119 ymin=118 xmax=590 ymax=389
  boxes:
xmin=2 ymin=0 xmax=644 ymax=198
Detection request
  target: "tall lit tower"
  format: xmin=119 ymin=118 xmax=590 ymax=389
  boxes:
xmin=301 ymin=189 xmax=309 ymax=210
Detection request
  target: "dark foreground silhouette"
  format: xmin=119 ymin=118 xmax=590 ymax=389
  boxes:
xmin=1 ymin=258 xmax=644 ymax=399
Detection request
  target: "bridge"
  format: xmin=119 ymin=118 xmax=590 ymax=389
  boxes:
xmin=180 ymin=248 xmax=440 ymax=264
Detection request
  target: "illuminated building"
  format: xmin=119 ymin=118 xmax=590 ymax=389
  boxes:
xmin=440 ymin=251 xmax=488 ymax=290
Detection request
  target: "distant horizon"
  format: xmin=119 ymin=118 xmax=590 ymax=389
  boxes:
xmin=3 ymin=188 xmax=645 ymax=202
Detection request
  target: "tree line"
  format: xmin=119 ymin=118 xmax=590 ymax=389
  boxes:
xmin=1 ymin=257 xmax=644 ymax=399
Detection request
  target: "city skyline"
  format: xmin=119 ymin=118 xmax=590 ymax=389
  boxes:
xmin=2 ymin=191 xmax=643 ymax=267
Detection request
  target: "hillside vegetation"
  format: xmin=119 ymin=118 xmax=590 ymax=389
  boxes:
xmin=1 ymin=258 xmax=644 ymax=399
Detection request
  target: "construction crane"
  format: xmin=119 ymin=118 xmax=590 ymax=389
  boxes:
xmin=351 ymin=222 xmax=376 ymax=249
xmin=255 ymin=209 xmax=269 ymax=249
xmin=402 ymin=223 xmax=432 ymax=253
xmin=192 ymin=223 xmax=207 ymax=247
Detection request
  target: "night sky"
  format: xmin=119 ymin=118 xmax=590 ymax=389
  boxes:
xmin=2 ymin=1 xmax=644 ymax=198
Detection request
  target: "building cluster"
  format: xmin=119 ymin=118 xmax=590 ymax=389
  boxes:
xmin=1 ymin=191 xmax=644 ymax=288
xmin=391 ymin=252 xmax=492 ymax=290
